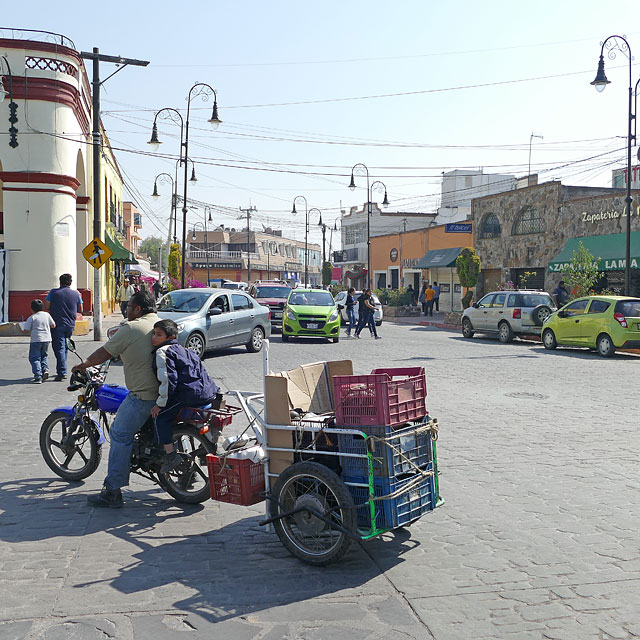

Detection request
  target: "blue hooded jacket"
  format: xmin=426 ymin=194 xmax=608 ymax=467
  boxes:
xmin=153 ymin=339 xmax=218 ymax=407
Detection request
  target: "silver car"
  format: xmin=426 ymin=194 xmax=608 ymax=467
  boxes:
xmin=157 ymin=288 xmax=271 ymax=358
xmin=461 ymin=290 xmax=556 ymax=343
xmin=334 ymin=290 xmax=383 ymax=327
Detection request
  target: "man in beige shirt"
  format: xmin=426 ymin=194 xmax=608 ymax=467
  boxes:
xmin=72 ymin=291 xmax=160 ymax=507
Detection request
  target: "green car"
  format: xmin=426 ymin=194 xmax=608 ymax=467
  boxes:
xmin=542 ymin=295 xmax=640 ymax=357
xmin=282 ymin=288 xmax=341 ymax=343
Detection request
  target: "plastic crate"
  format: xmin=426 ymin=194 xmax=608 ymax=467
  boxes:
xmin=337 ymin=421 xmax=432 ymax=478
xmin=344 ymin=465 xmax=436 ymax=530
xmin=333 ymin=367 xmax=427 ymax=427
xmin=206 ymin=454 xmax=265 ymax=506
xmin=179 ymin=404 xmax=242 ymax=430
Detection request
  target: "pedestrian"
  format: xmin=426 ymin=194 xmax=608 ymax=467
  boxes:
xmin=553 ymin=280 xmax=570 ymax=308
xmin=406 ymin=284 xmax=417 ymax=305
xmin=152 ymin=279 xmax=162 ymax=300
xmin=432 ymin=281 xmax=441 ymax=312
xmin=150 ymin=319 xmax=219 ymax=473
xmin=72 ymin=291 xmax=160 ymax=508
xmin=425 ymin=284 xmax=436 ymax=316
xmin=44 ymin=273 xmax=83 ymax=382
xmin=116 ymin=278 xmax=136 ymax=317
xmin=354 ymin=288 xmax=380 ymax=339
xmin=419 ymin=283 xmax=428 ymax=315
xmin=17 ymin=299 xmax=55 ymax=383
xmin=345 ymin=287 xmax=357 ymax=337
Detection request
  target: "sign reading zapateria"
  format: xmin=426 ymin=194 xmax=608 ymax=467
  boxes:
xmin=582 ymin=207 xmax=640 ymax=224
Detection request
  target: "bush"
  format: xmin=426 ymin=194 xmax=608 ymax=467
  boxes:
xmin=376 ymin=288 xmax=414 ymax=306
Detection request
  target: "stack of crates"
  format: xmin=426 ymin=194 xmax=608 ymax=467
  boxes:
xmin=332 ymin=367 xmax=437 ymax=531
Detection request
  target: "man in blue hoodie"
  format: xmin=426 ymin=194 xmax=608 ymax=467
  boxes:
xmin=150 ymin=319 xmax=219 ymax=473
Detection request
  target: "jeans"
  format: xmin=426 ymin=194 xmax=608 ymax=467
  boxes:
xmin=434 ymin=297 xmax=439 ymax=312
xmin=120 ymin=301 xmax=128 ymax=317
xmin=355 ymin=313 xmax=376 ymax=337
xmin=105 ymin=393 xmax=156 ymax=490
xmin=367 ymin=313 xmax=378 ymax=338
xmin=28 ymin=341 xmax=49 ymax=378
xmin=346 ymin=307 xmax=356 ymax=335
xmin=425 ymin=300 xmax=434 ymax=316
xmin=51 ymin=325 xmax=74 ymax=377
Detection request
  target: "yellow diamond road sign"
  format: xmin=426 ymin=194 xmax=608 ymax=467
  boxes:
xmin=82 ymin=237 xmax=113 ymax=269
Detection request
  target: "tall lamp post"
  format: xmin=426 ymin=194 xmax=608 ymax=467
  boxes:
xmin=348 ymin=163 xmax=389 ymax=288
xmin=292 ymin=195 xmax=309 ymax=286
xmin=151 ymin=172 xmax=177 ymax=244
xmin=0 ymin=55 xmax=19 ymax=148
xmin=591 ymin=35 xmax=637 ymax=295
xmin=191 ymin=216 xmax=210 ymax=286
xmin=149 ymin=83 xmax=221 ymax=288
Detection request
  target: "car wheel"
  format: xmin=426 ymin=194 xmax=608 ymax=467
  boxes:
xmin=332 ymin=336 xmax=339 ymax=343
xmin=246 ymin=327 xmax=265 ymax=353
xmin=596 ymin=333 xmax=615 ymax=357
xmin=461 ymin=318 xmax=474 ymax=339
xmin=282 ymin=334 xmax=290 ymax=342
xmin=542 ymin=329 xmax=557 ymax=350
xmin=375 ymin=320 xmax=382 ymax=327
xmin=532 ymin=304 xmax=552 ymax=326
xmin=185 ymin=332 xmax=205 ymax=358
xmin=498 ymin=321 xmax=514 ymax=343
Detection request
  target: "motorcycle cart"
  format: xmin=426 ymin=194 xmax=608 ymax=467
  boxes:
xmin=207 ymin=342 xmax=443 ymax=565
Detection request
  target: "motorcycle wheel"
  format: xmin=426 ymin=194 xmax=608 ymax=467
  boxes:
xmin=39 ymin=411 xmax=102 ymax=481
xmin=157 ymin=425 xmax=216 ymax=504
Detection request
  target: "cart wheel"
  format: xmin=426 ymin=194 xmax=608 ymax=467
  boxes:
xmin=270 ymin=461 xmax=356 ymax=566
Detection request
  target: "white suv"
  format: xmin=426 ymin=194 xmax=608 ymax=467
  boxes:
xmin=461 ymin=290 xmax=556 ymax=343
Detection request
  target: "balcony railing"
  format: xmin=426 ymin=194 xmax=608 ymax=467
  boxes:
xmin=187 ymin=249 xmax=260 ymax=261
xmin=0 ymin=27 xmax=76 ymax=49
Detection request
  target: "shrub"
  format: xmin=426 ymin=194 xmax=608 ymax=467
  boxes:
xmin=456 ymin=247 xmax=481 ymax=308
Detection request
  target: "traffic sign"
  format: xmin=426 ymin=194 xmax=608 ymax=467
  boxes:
xmin=82 ymin=237 xmax=112 ymax=269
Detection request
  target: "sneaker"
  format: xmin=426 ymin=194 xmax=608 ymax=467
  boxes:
xmin=375 ymin=336 xmax=382 ymax=340
xmin=354 ymin=334 xmax=360 ymax=339
xmin=54 ymin=374 xmax=66 ymax=382
xmin=42 ymin=371 xmax=49 ymax=381
xmin=160 ymin=451 xmax=183 ymax=474
xmin=32 ymin=377 xmax=42 ymax=384
xmin=87 ymin=485 xmax=123 ymax=508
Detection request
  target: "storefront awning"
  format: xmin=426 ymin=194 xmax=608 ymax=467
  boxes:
xmin=548 ymin=232 xmax=640 ymax=273
xmin=105 ymin=234 xmax=137 ymax=264
xmin=125 ymin=263 xmax=159 ymax=280
xmin=414 ymin=247 xmax=464 ymax=269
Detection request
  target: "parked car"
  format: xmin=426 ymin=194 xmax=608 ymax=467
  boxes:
xmin=221 ymin=280 xmax=248 ymax=291
xmin=157 ymin=288 xmax=271 ymax=358
xmin=282 ymin=288 xmax=340 ymax=343
xmin=461 ymin=290 xmax=556 ymax=343
xmin=334 ymin=290 xmax=383 ymax=326
xmin=542 ymin=295 xmax=640 ymax=357
xmin=248 ymin=281 xmax=292 ymax=331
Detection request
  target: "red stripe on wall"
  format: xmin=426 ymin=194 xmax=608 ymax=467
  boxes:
xmin=0 ymin=171 xmax=81 ymax=191
xmin=2 ymin=187 xmax=77 ymax=199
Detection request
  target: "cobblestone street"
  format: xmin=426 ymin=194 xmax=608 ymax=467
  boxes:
xmin=0 ymin=318 xmax=639 ymax=639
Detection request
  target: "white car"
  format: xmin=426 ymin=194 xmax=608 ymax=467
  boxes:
xmin=334 ymin=290 xmax=383 ymax=327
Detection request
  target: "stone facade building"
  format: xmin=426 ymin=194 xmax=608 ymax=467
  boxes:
xmin=472 ymin=180 xmax=640 ymax=297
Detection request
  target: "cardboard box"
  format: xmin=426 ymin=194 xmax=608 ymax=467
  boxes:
xmin=264 ymin=360 xmax=353 ymax=483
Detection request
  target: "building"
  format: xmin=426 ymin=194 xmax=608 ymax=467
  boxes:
xmin=0 ymin=29 xmax=130 ymax=320
xmin=472 ymin=180 xmax=640 ymax=297
xmin=187 ymin=226 xmax=322 ymax=286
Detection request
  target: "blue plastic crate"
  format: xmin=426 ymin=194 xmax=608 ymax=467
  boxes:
xmin=344 ymin=464 xmax=436 ymax=530
xmin=337 ymin=422 xmax=432 ymax=478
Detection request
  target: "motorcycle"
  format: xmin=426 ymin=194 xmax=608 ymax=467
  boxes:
xmin=39 ymin=339 xmax=234 ymax=504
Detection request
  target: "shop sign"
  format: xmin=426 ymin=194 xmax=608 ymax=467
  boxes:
xmin=389 ymin=248 xmax=398 ymax=262
xmin=549 ymin=258 xmax=638 ymax=272
xmin=439 ymin=283 xmax=451 ymax=292
xmin=402 ymin=258 xmax=419 ymax=268
xmin=445 ymin=223 xmax=472 ymax=233
xmin=581 ymin=206 xmax=640 ymax=225
xmin=194 ymin=262 xmax=241 ymax=269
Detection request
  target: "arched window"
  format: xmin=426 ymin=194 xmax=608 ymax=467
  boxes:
xmin=512 ymin=206 xmax=544 ymax=235
xmin=479 ymin=212 xmax=501 ymax=239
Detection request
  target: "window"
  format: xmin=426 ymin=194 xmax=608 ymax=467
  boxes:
xmin=477 ymin=294 xmax=494 ymax=308
xmin=211 ymin=294 xmax=230 ymax=314
xmin=492 ymin=293 xmax=506 ymax=308
xmin=507 ymin=294 xmax=519 ymax=307
xmin=614 ymin=299 xmax=640 ymax=317
xmin=479 ymin=213 xmax=501 ymax=239
xmin=563 ymin=299 xmax=588 ymax=317
xmin=232 ymin=294 xmax=251 ymax=310
xmin=512 ymin=206 xmax=544 ymax=235
xmin=588 ymin=300 xmax=611 ymax=314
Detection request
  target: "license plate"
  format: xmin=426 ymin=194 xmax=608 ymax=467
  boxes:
xmin=307 ymin=322 xmax=318 ymax=329
xmin=273 ymin=312 xmax=282 ymax=318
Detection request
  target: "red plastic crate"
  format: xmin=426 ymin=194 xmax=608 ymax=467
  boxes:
xmin=333 ymin=367 xmax=427 ymax=427
xmin=178 ymin=404 xmax=242 ymax=429
xmin=206 ymin=454 xmax=265 ymax=506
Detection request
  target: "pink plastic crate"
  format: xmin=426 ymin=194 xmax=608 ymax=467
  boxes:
xmin=333 ymin=367 xmax=427 ymax=427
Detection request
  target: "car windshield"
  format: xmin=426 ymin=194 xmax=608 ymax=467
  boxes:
xmin=255 ymin=286 xmax=291 ymax=298
xmin=157 ymin=291 xmax=211 ymax=313
xmin=615 ymin=299 xmax=640 ymax=317
xmin=289 ymin=291 xmax=334 ymax=306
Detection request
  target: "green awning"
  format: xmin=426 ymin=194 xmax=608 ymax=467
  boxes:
xmin=105 ymin=234 xmax=137 ymax=264
xmin=414 ymin=247 xmax=464 ymax=269
xmin=548 ymin=232 xmax=640 ymax=273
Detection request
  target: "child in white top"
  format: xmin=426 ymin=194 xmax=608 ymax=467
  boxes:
xmin=19 ymin=299 xmax=56 ymax=383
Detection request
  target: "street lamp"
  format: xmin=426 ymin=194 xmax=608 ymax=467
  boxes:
xmin=0 ymin=54 xmax=19 ymax=148
xmin=152 ymin=172 xmax=177 ymax=244
xmin=191 ymin=216 xmax=211 ymax=287
xmin=348 ymin=163 xmax=389 ymax=288
xmin=591 ymin=35 xmax=637 ymax=295
xmin=292 ymin=195 xmax=309 ymax=286
xmin=149 ymin=82 xmax=221 ymax=289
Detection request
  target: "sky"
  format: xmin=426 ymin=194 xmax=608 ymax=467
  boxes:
xmin=6 ymin=1 xmax=640 ymax=248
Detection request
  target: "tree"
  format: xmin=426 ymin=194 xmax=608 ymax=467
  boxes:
xmin=138 ymin=236 xmax=170 ymax=268
xmin=563 ymin=241 xmax=600 ymax=299
xmin=322 ymin=261 xmax=333 ymax=287
xmin=456 ymin=247 xmax=481 ymax=309
xmin=167 ymin=242 xmax=181 ymax=286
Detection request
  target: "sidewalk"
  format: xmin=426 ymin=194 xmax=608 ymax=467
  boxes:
xmin=385 ymin=310 xmax=460 ymax=332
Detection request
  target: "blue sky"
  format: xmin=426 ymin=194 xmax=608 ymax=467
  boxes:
xmin=8 ymin=1 xmax=640 ymax=245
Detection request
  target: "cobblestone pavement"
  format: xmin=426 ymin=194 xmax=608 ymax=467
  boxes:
xmin=0 ymin=316 xmax=639 ymax=639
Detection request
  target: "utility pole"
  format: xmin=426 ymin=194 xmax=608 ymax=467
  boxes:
xmin=80 ymin=48 xmax=149 ymax=340
xmin=239 ymin=205 xmax=256 ymax=283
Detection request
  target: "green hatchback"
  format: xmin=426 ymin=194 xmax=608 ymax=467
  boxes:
xmin=282 ymin=288 xmax=341 ymax=343
xmin=542 ymin=296 xmax=640 ymax=357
